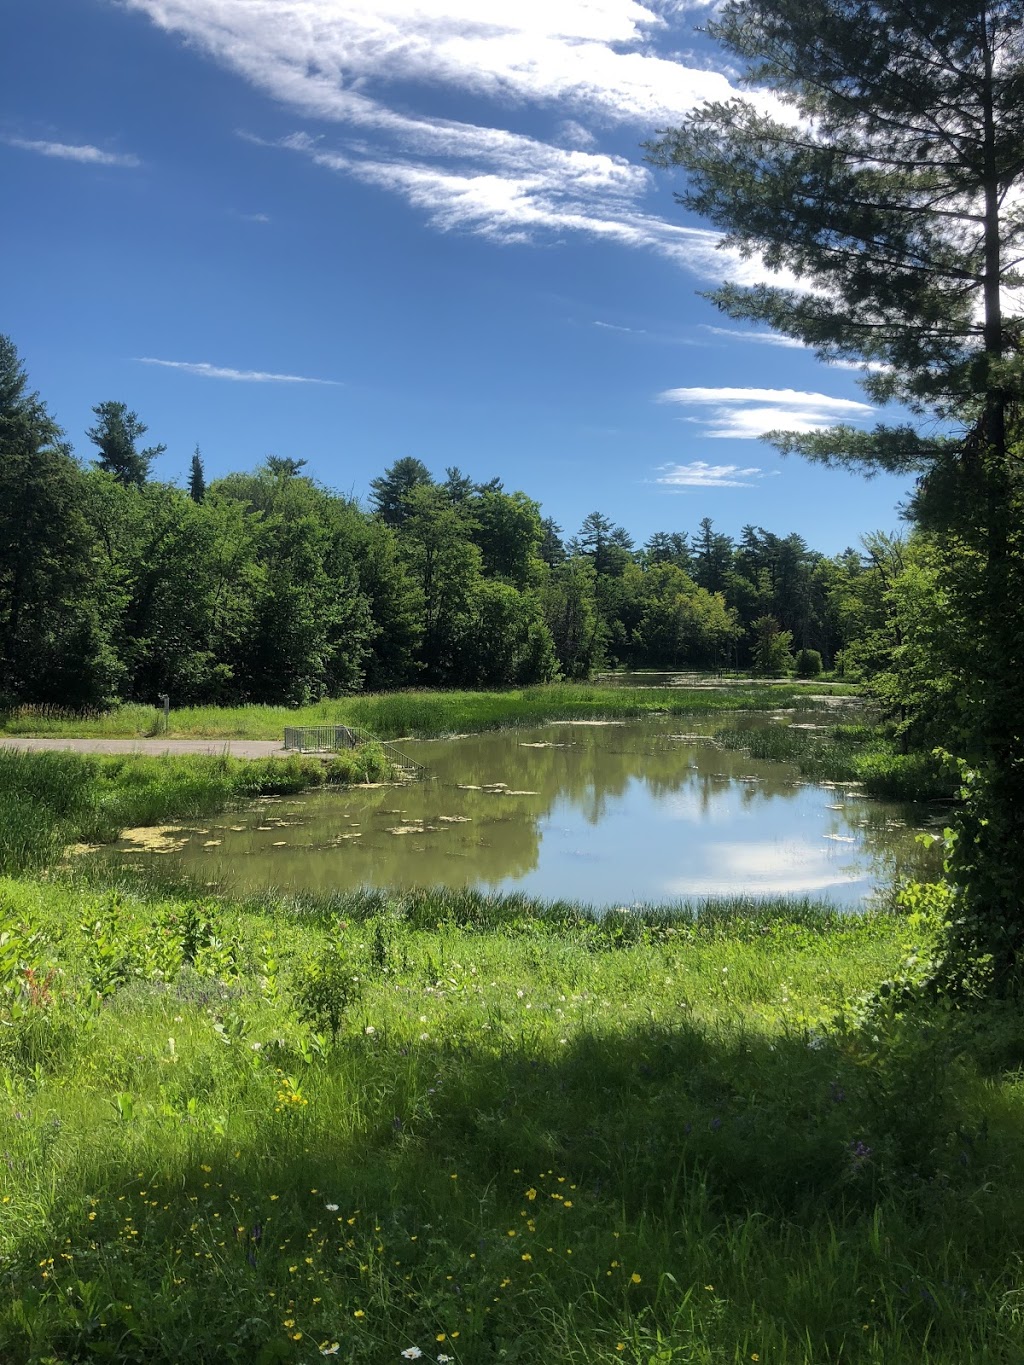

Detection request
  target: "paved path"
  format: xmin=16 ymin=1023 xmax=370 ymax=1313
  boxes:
xmin=0 ymin=737 xmax=288 ymax=758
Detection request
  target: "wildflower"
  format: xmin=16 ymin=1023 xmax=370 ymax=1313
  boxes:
xmin=401 ymin=1349 xmax=424 ymax=1360
xmin=438 ymin=1356 xmax=453 ymax=1363
xmin=521 ymin=1253 xmax=532 ymax=1262
xmin=325 ymin=1203 xmax=339 ymax=1212
xmin=365 ymin=1025 xmax=376 ymax=1035
xmin=320 ymin=1346 xmax=340 ymax=1357
xmin=630 ymin=1273 xmax=642 ymax=1284
xmin=354 ymin=1309 xmax=366 ymax=1318
xmin=525 ymin=1188 xmax=537 ymax=1201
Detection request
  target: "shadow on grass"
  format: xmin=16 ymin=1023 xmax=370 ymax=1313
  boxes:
xmin=3 ymin=1001 xmax=1024 ymax=1364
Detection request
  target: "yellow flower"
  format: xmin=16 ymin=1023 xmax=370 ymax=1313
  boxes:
xmin=526 ymin=1188 xmax=537 ymax=1201
xmin=616 ymin=1347 xmax=625 ymax=1354
xmin=630 ymin=1273 xmax=642 ymax=1284
xmin=354 ymin=1309 xmax=366 ymax=1319
xmin=521 ymin=1253 xmax=532 ymax=1262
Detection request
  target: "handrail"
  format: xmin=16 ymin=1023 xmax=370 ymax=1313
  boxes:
xmin=282 ymin=724 xmax=428 ymax=778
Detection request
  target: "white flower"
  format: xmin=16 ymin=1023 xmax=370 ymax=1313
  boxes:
xmin=438 ymin=1357 xmax=453 ymax=1363
xmin=401 ymin=1349 xmax=424 ymax=1360
xmin=419 ymin=1032 xmax=429 ymax=1041
xmin=365 ymin=1025 xmax=376 ymax=1035
xmin=325 ymin=1202 xmax=339 ymax=1211
xmin=320 ymin=1345 xmax=340 ymax=1357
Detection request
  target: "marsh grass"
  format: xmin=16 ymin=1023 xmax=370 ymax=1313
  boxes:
xmin=0 ymin=682 xmax=858 ymax=742
xmin=0 ymin=877 xmax=1022 ymax=1364
xmin=713 ymin=721 xmax=955 ymax=803
xmin=0 ymin=746 xmax=392 ymax=876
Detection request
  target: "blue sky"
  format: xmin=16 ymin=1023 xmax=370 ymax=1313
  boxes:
xmin=3 ymin=0 xmax=916 ymax=553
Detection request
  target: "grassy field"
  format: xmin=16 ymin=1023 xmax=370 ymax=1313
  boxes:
xmin=5 ymin=876 xmax=1024 ymax=1365
xmin=0 ymin=682 xmax=859 ymax=742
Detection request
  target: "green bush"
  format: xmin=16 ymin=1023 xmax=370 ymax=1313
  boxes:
xmin=795 ymin=647 xmax=823 ymax=678
xmin=291 ymin=934 xmax=363 ymax=1041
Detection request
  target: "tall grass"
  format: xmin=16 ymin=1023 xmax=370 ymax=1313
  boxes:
xmin=0 ymin=745 xmax=392 ymax=875
xmin=0 ymin=682 xmax=859 ymax=741
xmin=0 ymin=876 xmax=1021 ymax=1363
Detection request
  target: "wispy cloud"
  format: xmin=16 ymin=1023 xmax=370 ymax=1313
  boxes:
xmin=594 ymin=320 xmax=647 ymax=334
xmin=655 ymin=460 xmax=766 ymax=488
xmin=658 ymin=385 xmax=874 ymax=438
xmin=700 ymin=326 xmax=807 ymax=350
xmin=4 ymin=137 xmax=140 ymax=167
xmin=138 ymin=358 xmax=340 ymax=384
xmin=120 ymin=0 xmax=792 ymax=282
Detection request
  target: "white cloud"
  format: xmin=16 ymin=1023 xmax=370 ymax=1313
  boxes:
xmin=277 ymin=128 xmax=784 ymax=280
xmin=658 ymin=385 xmax=874 ymax=438
xmin=138 ymin=358 xmax=340 ymax=384
xmin=119 ymin=0 xmax=793 ymax=281
xmin=121 ymin=0 xmax=740 ymax=125
xmin=655 ymin=460 xmax=764 ymax=488
xmin=4 ymin=137 xmax=140 ymax=167
xmin=594 ymin=320 xmax=647 ymax=333
xmin=701 ymin=325 xmax=807 ymax=350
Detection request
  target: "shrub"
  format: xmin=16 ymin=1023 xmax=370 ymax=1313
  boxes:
xmin=794 ymin=647 xmax=823 ymax=678
xmin=291 ymin=934 xmax=362 ymax=1041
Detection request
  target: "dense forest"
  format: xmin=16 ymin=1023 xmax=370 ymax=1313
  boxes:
xmin=1 ymin=334 xmax=928 ymax=713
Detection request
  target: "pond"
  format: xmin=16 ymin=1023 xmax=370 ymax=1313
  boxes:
xmin=109 ymin=712 xmax=945 ymax=908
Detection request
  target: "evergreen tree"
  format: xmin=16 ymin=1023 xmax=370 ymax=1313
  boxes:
xmin=87 ymin=401 xmax=165 ymax=488
xmin=648 ymin=0 xmax=1024 ymax=994
xmin=189 ymin=446 xmax=206 ymax=503
xmin=538 ymin=516 xmax=566 ymax=567
xmin=369 ymin=457 xmax=433 ymax=527
xmin=0 ymin=337 xmax=119 ymax=705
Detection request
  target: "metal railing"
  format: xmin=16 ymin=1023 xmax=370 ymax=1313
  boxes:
xmin=284 ymin=725 xmax=360 ymax=752
xmin=283 ymin=725 xmax=429 ymax=779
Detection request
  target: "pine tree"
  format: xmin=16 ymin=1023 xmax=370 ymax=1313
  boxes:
xmin=189 ymin=446 xmax=206 ymax=503
xmin=87 ymin=401 xmax=165 ymax=488
xmin=648 ymin=0 xmax=1024 ymax=993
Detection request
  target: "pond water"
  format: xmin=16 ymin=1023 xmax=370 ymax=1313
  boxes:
xmin=110 ymin=713 xmax=944 ymax=908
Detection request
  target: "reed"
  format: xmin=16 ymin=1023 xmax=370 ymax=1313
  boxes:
xmin=0 ymin=682 xmax=858 ymax=741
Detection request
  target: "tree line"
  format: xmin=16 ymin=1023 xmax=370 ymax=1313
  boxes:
xmin=0 ymin=335 xmax=903 ymax=709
